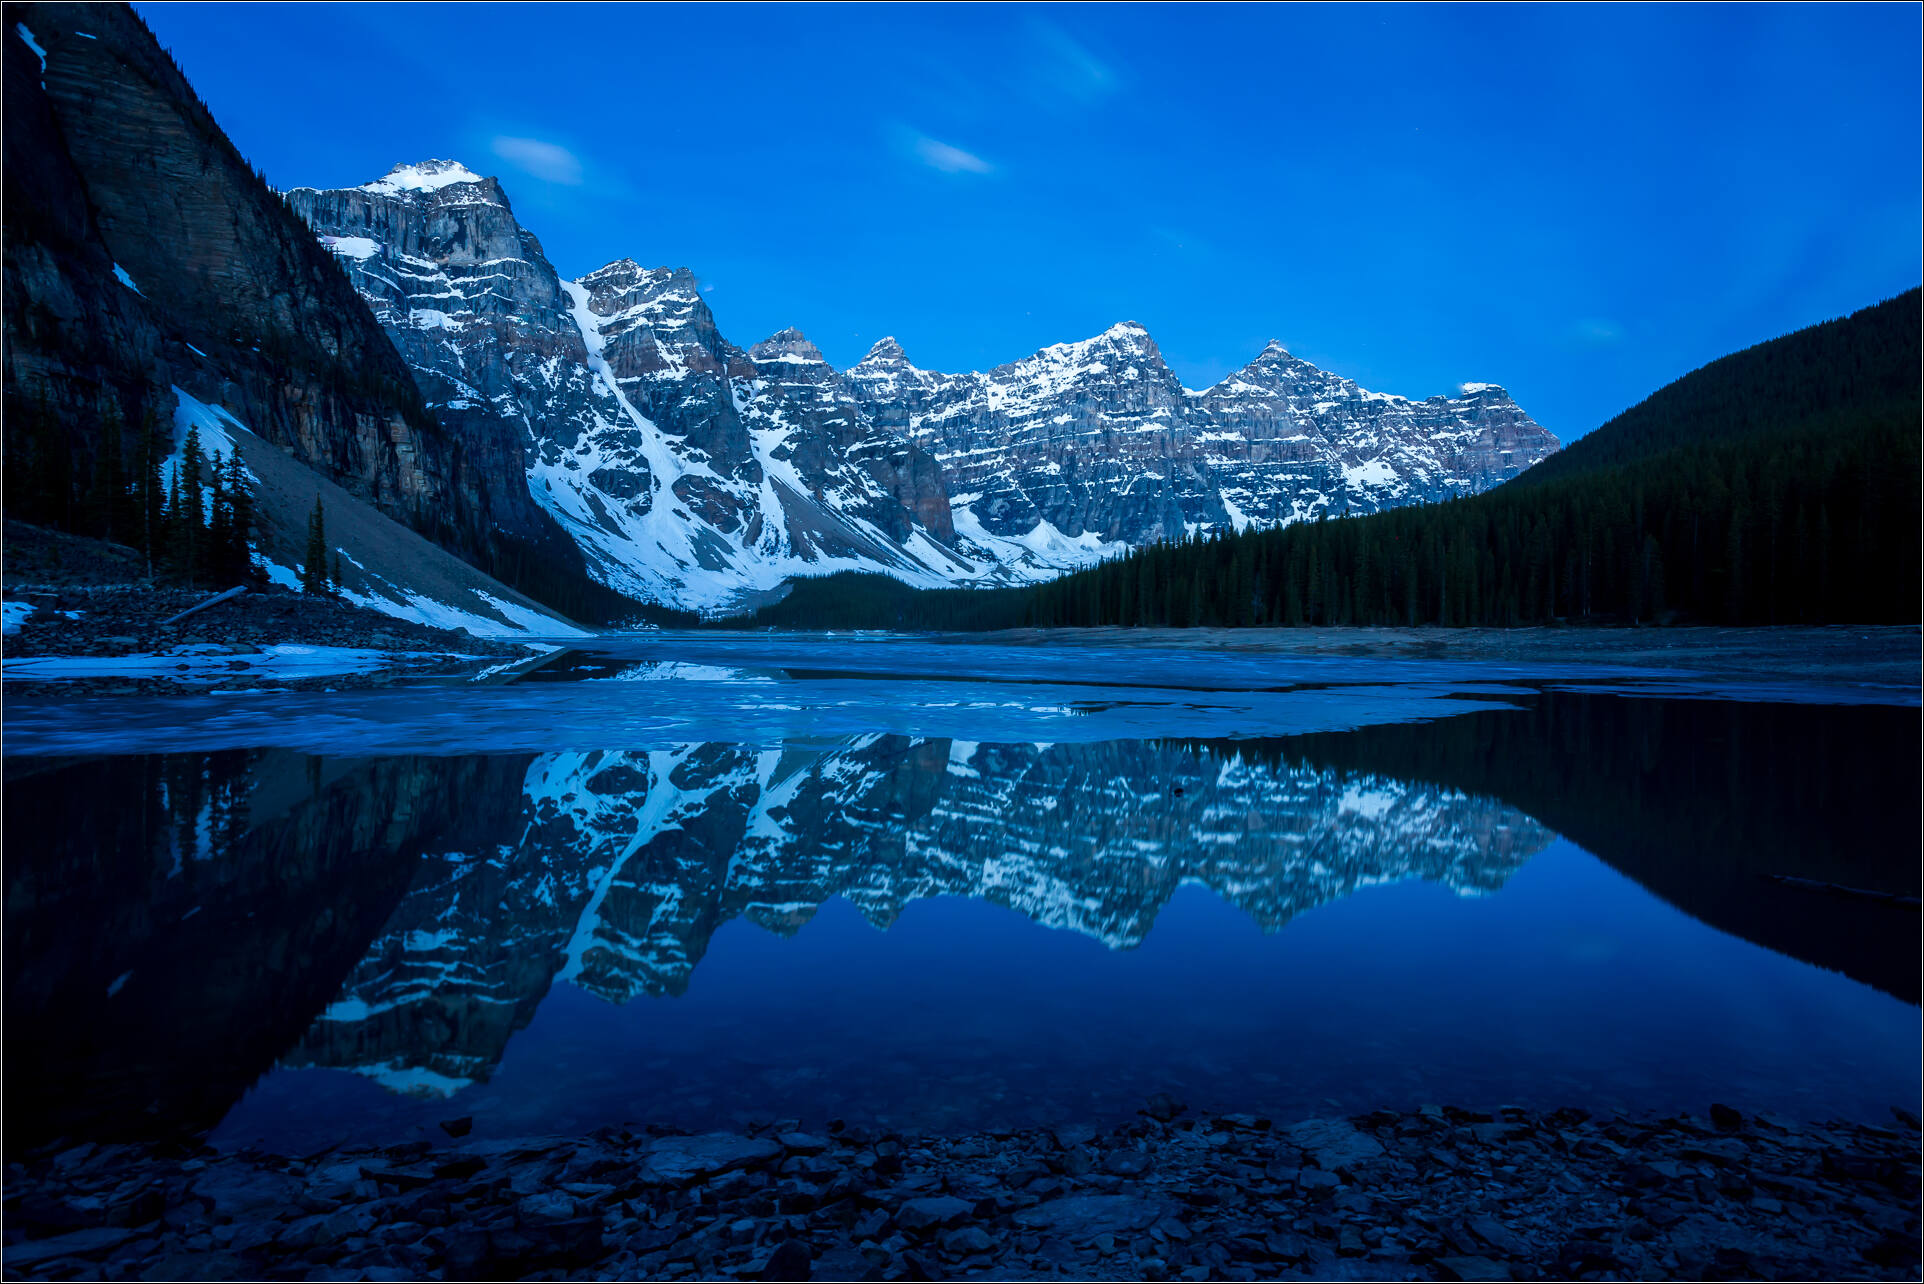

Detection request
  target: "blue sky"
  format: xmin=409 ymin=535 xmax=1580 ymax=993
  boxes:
xmin=138 ymin=3 xmax=1919 ymax=441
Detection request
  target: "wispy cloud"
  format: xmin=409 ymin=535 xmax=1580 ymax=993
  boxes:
xmin=490 ymin=136 xmax=584 ymax=186
xmin=913 ymin=134 xmax=994 ymax=175
xmin=1572 ymin=318 xmax=1624 ymax=345
xmin=1028 ymin=17 xmax=1118 ymax=103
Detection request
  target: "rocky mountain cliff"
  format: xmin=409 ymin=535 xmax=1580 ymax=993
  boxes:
xmin=846 ymin=323 xmax=1558 ymax=550
xmin=289 ymin=167 xmax=972 ymax=612
xmin=4 ymin=9 xmax=457 ymax=542
xmin=292 ymin=161 xmax=1560 ymax=611
xmin=285 ymin=728 xmax=1552 ymax=1096
xmin=2 ymin=7 xmax=618 ymax=625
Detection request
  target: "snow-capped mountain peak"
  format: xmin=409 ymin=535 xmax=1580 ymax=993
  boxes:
xmin=360 ymin=159 xmax=487 ymax=195
xmin=855 ymin=336 xmax=915 ymax=370
xmin=750 ymin=327 xmax=830 ymax=367
xmin=290 ymin=161 xmax=1560 ymax=610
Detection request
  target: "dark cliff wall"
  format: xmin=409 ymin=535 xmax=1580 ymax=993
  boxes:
xmin=2 ymin=4 xmax=640 ymax=620
xmin=2 ymin=3 xmax=479 ymax=548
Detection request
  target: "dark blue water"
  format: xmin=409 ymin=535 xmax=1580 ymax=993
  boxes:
xmin=4 ymin=641 xmax=1918 ymax=1157
xmin=213 ymin=841 xmax=1916 ymax=1153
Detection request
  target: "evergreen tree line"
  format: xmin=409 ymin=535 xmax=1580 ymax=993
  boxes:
xmin=3 ymin=403 xmax=258 ymax=588
xmin=731 ymin=407 xmax=1918 ymax=632
xmin=1020 ymin=409 xmax=1917 ymax=628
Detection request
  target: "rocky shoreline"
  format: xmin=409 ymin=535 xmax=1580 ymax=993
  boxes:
xmin=1 ymin=582 xmax=547 ymax=695
xmin=3 ymin=1104 xmax=1917 ymax=1281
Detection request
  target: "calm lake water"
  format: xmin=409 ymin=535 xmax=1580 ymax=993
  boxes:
xmin=4 ymin=634 xmax=1918 ymax=1156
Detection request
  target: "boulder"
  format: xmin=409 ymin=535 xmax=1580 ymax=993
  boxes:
xmin=1014 ymin=1194 xmax=1176 ymax=1241
xmin=1285 ymin=1118 xmax=1385 ymax=1171
xmin=896 ymin=1196 xmax=973 ymax=1233
xmin=635 ymin=1133 xmax=783 ymax=1187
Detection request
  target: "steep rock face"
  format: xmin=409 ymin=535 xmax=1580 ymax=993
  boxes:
xmin=290 ymin=733 xmax=1553 ymax=1095
xmin=845 ymin=326 xmax=1564 ymax=557
xmin=3 ymin=6 xmax=477 ymax=552
xmin=2 ymin=12 xmax=169 ymax=501
xmin=849 ymin=324 xmax=1199 ymax=569
xmin=280 ymin=163 xmax=595 ymax=581
xmin=291 ymin=169 xmax=970 ymax=609
xmin=739 ymin=327 xmax=956 ymax=546
xmin=1185 ymin=343 xmax=1556 ymax=522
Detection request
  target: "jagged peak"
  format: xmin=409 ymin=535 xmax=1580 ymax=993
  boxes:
xmin=360 ymin=160 xmax=487 ymax=196
xmin=1016 ymin=320 xmax=1164 ymax=372
xmin=854 ymin=336 xmax=914 ymax=370
xmin=1457 ymin=381 xmax=1510 ymax=398
xmin=750 ymin=327 xmax=830 ymax=368
xmin=583 ymin=256 xmax=643 ymax=276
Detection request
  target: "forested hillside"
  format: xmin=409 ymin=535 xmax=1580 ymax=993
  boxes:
xmin=735 ymin=289 xmax=1920 ymax=631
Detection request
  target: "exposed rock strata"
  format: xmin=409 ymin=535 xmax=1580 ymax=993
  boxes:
xmin=4 ymin=8 xmax=461 ymax=541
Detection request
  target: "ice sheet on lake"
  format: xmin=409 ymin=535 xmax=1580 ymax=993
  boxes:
xmin=1 ymin=634 xmax=1911 ymax=758
xmin=2 ymin=644 xmax=476 ymax=685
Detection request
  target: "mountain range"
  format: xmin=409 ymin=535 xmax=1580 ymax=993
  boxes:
xmin=286 ymin=160 xmax=1560 ymax=612
xmin=4 ymin=6 xmax=1562 ymax=626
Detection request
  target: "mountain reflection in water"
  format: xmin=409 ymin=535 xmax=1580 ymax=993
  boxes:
xmin=3 ymin=691 xmax=1915 ymax=1154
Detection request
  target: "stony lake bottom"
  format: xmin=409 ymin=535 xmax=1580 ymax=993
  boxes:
xmin=2 ymin=629 xmax=1919 ymax=1279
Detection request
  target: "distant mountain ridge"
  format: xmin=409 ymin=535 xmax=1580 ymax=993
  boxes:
xmin=823 ymin=287 xmax=1917 ymax=632
xmin=288 ymin=160 xmax=1561 ymax=611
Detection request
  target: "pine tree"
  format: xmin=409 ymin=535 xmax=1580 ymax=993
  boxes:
xmin=302 ymin=495 xmax=328 ymax=594
xmin=226 ymin=453 xmax=253 ymax=582
xmin=178 ymin=424 xmax=205 ymax=589
xmin=137 ymin=408 xmax=165 ymax=576
xmin=206 ymin=451 xmax=233 ymax=583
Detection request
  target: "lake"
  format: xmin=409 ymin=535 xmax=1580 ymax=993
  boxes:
xmin=4 ymin=632 xmax=1918 ymax=1159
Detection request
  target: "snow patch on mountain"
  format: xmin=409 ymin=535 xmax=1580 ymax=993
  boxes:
xmin=360 ymin=160 xmax=485 ymax=195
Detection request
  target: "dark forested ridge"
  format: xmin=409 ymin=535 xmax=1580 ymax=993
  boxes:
xmin=731 ymin=289 xmax=1921 ymax=631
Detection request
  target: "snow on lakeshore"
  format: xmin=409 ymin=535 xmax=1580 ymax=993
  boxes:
xmin=258 ymin=558 xmax=592 ymax=640
xmin=2 ymin=600 xmax=37 ymax=636
xmin=1 ymin=643 xmax=480 ymax=685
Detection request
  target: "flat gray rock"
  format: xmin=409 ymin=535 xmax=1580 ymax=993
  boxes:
xmin=3 ymin=1226 xmax=140 ymax=1266
xmin=1285 ymin=1118 xmax=1386 ymax=1171
xmin=896 ymin=1196 xmax=974 ymax=1232
xmin=1014 ymin=1194 xmax=1176 ymax=1241
xmin=636 ymin=1133 xmax=783 ymax=1186
xmin=193 ymin=1166 xmax=304 ymax=1218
